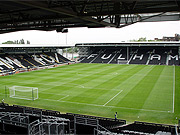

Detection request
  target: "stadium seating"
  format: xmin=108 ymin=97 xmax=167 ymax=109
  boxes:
xmin=57 ymin=53 xmax=70 ymax=62
xmin=45 ymin=52 xmax=70 ymax=63
xmin=92 ymin=49 xmax=114 ymax=63
xmin=168 ymin=49 xmax=180 ymax=65
xmin=148 ymin=49 xmax=167 ymax=65
xmin=80 ymin=49 xmax=102 ymax=63
xmin=109 ymin=49 xmax=123 ymax=64
xmin=0 ymin=54 xmax=21 ymax=71
xmin=27 ymin=54 xmax=51 ymax=66
xmin=80 ymin=46 xmax=180 ymax=66
xmin=116 ymin=48 xmax=128 ymax=64
xmin=0 ymin=103 xmax=179 ymax=135
xmin=0 ymin=52 xmax=70 ymax=73
xmin=129 ymin=49 xmax=150 ymax=65
xmin=111 ymin=121 xmax=177 ymax=135
xmin=16 ymin=55 xmax=33 ymax=67
xmin=0 ymin=104 xmax=70 ymax=134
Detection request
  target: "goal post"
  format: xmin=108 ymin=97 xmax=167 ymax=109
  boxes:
xmin=9 ymin=86 xmax=38 ymax=101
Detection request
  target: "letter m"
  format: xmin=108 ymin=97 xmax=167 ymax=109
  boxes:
xmin=169 ymin=55 xmax=178 ymax=60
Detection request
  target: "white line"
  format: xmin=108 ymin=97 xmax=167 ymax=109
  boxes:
xmin=58 ymin=95 xmax=69 ymax=101
xmin=40 ymin=92 xmax=68 ymax=96
xmin=172 ymin=65 xmax=175 ymax=113
xmin=41 ymin=98 xmax=169 ymax=113
xmin=106 ymin=105 xmax=169 ymax=113
xmin=79 ymin=85 xmax=85 ymax=88
xmin=103 ymin=90 xmax=123 ymax=106
xmin=149 ymin=65 xmax=153 ymax=68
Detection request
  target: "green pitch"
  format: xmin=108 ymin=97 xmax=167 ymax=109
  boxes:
xmin=0 ymin=63 xmax=180 ymax=125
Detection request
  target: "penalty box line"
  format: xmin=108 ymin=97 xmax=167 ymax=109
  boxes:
xmin=103 ymin=90 xmax=123 ymax=106
xmin=41 ymin=98 xmax=169 ymax=113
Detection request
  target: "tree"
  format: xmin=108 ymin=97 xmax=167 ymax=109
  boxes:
xmin=63 ymin=47 xmax=79 ymax=53
xmin=14 ymin=40 xmax=19 ymax=44
xmin=2 ymin=41 xmax=15 ymax=44
xmin=2 ymin=39 xmax=30 ymax=44
xmin=138 ymin=37 xmax=147 ymax=42
xmin=27 ymin=40 xmax=30 ymax=44
xmin=129 ymin=37 xmax=158 ymax=42
xmin=130 ymin=37 xmax=147 ymax=42
xmin=19 ymin=39 xmax=25 ymax=44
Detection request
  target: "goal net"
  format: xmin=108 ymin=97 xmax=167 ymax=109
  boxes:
xmin=9 ymin=86 xmax=38 ymax=100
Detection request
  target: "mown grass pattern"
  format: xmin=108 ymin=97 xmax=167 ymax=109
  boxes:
xmin=0 ymin=63 xmax=179 ymax=124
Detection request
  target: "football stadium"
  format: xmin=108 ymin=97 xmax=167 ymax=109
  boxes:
xmin=0 ymin=1 xmax=180 ymax=135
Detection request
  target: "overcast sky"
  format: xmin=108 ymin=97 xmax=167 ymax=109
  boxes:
xmin=0 ymin=21 xmax=179 ymax=46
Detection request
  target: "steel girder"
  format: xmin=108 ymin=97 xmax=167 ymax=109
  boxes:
xmin=0 ymin=0 xmax=179 ymax=34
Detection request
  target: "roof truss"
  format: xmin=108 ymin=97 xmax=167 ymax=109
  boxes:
xmin=0 ymin=0 xmax=179 ymax=34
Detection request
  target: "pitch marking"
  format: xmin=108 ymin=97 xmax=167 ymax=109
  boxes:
xmin=41 ymin=98 xmax=169 ymax=113
xmin=66 ymin=83 xmax=84 ymax=88
xmin=103 ymin=90 xmax=123 ymax=106
xmin=58 ymin=95 xmax=69 ymax=101
xmin=172 ymin=66 xmax=175 ymax=113
xmin=79 ymin=85 xmax=85 ymax=88
xmin=40 ymin=92 xmax=67 ymax=96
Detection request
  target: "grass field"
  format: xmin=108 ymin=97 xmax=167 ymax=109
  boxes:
xmin=0 ymin=63 xmax=180 ymax=125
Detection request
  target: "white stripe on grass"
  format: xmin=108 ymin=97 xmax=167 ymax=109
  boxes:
xmin=58 ymin=95 xmax=69 ymax=101
xmin=41 ymin=98 xmax=169 ymax=113
xmin=40 ymin=92 xmax=68 ymax=96
xmin=103 ymin=90 xmax=123 ymax=106
xmin=172 ymin=65 xmax=175 ymax=113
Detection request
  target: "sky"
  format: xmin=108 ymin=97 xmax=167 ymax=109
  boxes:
xmin=0 ymin=21 xmax=179 ymax=46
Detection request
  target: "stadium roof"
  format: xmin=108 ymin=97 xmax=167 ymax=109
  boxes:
xmin=75 ymin=42 xmax=180 ymax=47
xmin=0 ymin=1 xmax=180 ymax=34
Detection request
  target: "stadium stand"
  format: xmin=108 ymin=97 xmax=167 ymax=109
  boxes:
xmin=168 ymin=49 xmax=180 ymax=65
xmin=148 ymin=49 xmax=167 ymax=65
xmin=77 ymin=44 xmax=180 ymax=66
xmin=0 ymin=103 xmax=179 ymax=135
xmin=0 ymin=44 xmax=74 ymax=75
xmin=15 ymin=55 xmax=33 ymax=68
xmin=0 ymin=103 xmax=126 ymax=134
xmin=111 ymin=121 xmax=177 ymax=135
xmin=108 ymin=49 xmax=122 ymax=64
xmin=0 ymin=43 xmax=180 ymax=134
xmin=129 ymin=48 xmax=151 ymax=65
xmin=80 ymin=49 xmax=102 ymax=63
xmin=0 ymin=52 xmax=71 ymax=74
xmin=19 ymin=54 xmax=41 ymax=67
